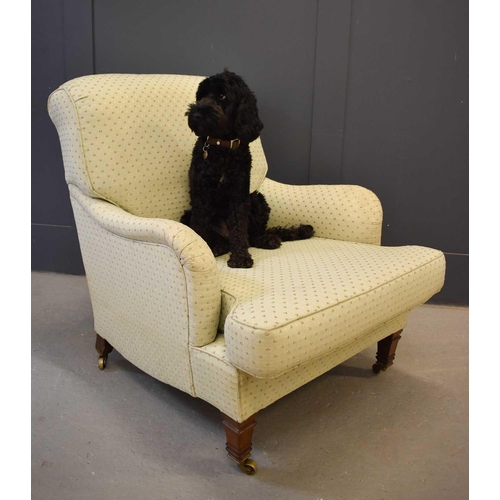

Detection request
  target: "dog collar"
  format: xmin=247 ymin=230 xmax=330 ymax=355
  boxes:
xmin=203 ymin=136 xmax=240 ymax=159
xmin=207 ymin=136 xmax=240 ymax=149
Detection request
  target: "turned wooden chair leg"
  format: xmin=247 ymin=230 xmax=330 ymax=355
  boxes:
xmin=372 ymin=329 xmax=403 ymax=374
xmin=221 ymin=412 xmax=258 ymax=475
xmin=95 ymin=333 xmax=113 ymax=370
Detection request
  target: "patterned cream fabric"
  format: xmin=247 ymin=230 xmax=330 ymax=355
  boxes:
xmin=259 ymin=178 xmax=383 ymax=245
xmin=216 ymin=239 xmax=445 ymax=378
xmin=48 ymin=74 xmax=268 ymax=220
xmin=69 ymin=185 xmax=221 ymax=350
xmin=47 ymin=89 xmax=95 ymax=197
xmin=191 ymin=314 xmax=408 ymax=422
xmin=49 ymin=73 xmax=447 ymax=425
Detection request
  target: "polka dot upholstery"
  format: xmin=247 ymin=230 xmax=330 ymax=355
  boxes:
xmin=260 ymin=178 xmax=383 ymax=245
xmin=70 ymin=192 xmax=191 ymax=394
xmin=216 ymin=239 xmax=445 ymax=378
xmin=48 ymin=74 xmax=268 ymax=220
xmin=191 ymin=314 xmax=408 ymax=422
xmin=69 ymin=184 xmax=221 ymax=350
xmin=48 ymin=74 xmax=446 ymax=424
xmin=47 ymin=88 xmax=95 ymax=197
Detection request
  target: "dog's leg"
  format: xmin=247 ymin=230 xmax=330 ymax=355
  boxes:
xmin=249 ymin=192 xmax=282 ymax=249
xmin=182 ymin=208 xmax=229 ymax=256
xmin=251 ymin=232 xmax=282 ymax=249
xmin=267 ymin=224 xmax=314 ymax=242
xmin=227 ymin=200 xmax=254 ymax=268
xmin=189 ymin=206 xmax=222 ymax=251
xmin=211 ymin=234 xmax=230 ymax=257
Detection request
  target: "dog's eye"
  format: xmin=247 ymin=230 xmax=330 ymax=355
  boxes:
xmin=218 ymin=94 xmax=226 ymax=100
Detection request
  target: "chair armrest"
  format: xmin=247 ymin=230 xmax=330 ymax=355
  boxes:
xmin=69 ymin=184 xmax=220 ymax=348
xmin=69 ymin=184 xmax=215 ymax=273
xmin=259 ymin=178 xmax=383 ymax=245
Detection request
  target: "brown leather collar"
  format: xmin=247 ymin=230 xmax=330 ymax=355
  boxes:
xmin=206 ymin=136 xmax=241 ymax=150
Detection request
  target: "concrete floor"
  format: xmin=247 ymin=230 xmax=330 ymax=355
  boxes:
xmin=32 ymin=271 xmax=468 ymax=500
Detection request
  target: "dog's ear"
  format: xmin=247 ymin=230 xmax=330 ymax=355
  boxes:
xmin=195 ymin=77 xmax=210 ymax=102
xmin=235 ymin=91 xmax=264 ymax=143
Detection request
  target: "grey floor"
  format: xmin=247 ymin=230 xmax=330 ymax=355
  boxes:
xmin=32 ymin=272 xmax=468 ymax=500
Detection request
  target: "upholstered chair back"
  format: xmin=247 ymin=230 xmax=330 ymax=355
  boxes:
xmin=48 ymin=73 xmax=269 ymax=220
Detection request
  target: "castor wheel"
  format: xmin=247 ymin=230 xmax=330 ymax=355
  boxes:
xmin=98 ymin=356 xmax=107 ymax=370
xmin=372 ymin=363 xmax=387 ymax=374
xmin=237 ymin=458 xmax=258 ymax=475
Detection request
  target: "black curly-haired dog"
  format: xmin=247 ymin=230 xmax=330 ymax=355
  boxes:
xmin=181 ymin=69 xmax=314 ymax=268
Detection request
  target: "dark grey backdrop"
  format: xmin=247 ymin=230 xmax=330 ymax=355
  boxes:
xmin=32 ymin=0 xmax=468 ymax=304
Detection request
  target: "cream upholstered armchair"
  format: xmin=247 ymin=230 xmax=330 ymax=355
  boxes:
xmin=48 ymin=74 xmax=445 ymax=474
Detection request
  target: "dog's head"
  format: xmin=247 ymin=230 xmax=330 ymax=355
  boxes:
xmin=186 ymin=69 xmax=264 ymax=144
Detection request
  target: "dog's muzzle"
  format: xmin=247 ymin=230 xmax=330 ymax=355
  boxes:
xmin=186 ymin=100 xmax=226 ymax=136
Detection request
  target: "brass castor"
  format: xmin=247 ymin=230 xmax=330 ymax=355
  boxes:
xmin=372 ymin=363 xmax=387 ymax=374
xmin=98 ymin=356 xmax=107 ymax=370
xmin=237 ymin=458 xmax=258 ymax=475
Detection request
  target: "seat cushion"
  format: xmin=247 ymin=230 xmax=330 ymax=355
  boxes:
xmin=216 ymin=238 xmax=445 ymax=378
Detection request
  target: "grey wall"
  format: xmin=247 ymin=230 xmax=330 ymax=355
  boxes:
xmin=32 ymin=0 xmax=468 ymax=304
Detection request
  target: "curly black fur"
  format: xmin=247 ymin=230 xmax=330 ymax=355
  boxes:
xmin=181 ymin=69 xmax=314 ymax=268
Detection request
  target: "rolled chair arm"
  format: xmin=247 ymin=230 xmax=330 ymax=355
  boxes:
xmin=69 ymin=184 xmax=216 ymax=273
xmin=69 ymin=184 xmax=220 ymax=348
xmin=259 ymin=178 xmax=383 ymax=245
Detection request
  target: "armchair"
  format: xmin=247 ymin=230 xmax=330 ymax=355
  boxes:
xmin=48 ymin=74 xmax=445 ymax=474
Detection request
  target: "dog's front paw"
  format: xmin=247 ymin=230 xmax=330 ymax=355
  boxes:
xmin=227 ymin=253 xmax=254 ymax=268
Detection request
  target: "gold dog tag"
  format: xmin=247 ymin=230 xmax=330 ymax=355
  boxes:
xmin=203 ymin=150 xmax=208 ymax=160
